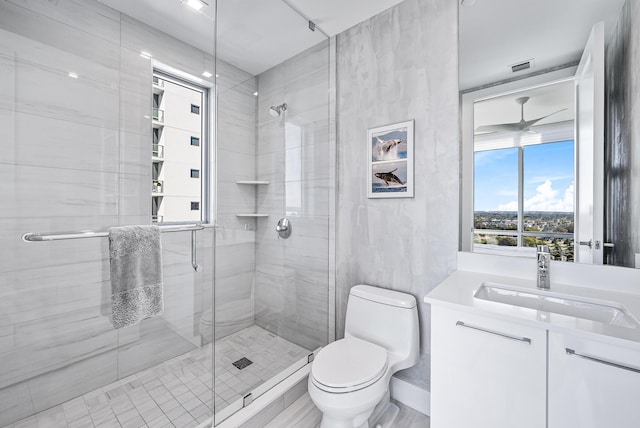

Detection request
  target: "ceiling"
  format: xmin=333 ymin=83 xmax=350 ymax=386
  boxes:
xmin=460 ymin=0 xmax=625 ymax=91
xmin=98 ymin=0 xmax=404 ymax=75
xmin=474 ymin=80 xmax=575 ymax=132
xmin=97 ymin=0 xmax=627 ymax=122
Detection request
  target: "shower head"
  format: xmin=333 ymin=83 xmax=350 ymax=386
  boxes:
xmin=269 ymin=103 xmax=287 ymax=117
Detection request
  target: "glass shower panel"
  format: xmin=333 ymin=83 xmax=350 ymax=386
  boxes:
xmin=114 ymin=4 xmax=217 ymax=428
xmin=214 ymin=0 xmax=331 ymax=423
xmin=0 ymin=1 xmax=215 ymax=427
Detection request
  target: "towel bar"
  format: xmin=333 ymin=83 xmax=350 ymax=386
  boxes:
xmin=22 ymin=224 xmax=205 ymax=242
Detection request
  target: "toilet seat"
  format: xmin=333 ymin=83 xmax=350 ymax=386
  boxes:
xmin=311 ymin=337 xmax=388 ymax=393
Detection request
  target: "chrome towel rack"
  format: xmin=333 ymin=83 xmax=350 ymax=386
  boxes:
xmin=21 ymin=224 xmax=205 ymax=242
xmin=22 ymin=224 xmax=206 ymax=272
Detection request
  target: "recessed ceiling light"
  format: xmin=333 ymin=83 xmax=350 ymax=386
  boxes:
xmin=68 ymin=72 xmax=78 ymax=79
xmin=253 ymin=92 xmax=258 ymax=96
xmin=202 ymin=71 xmax=213 ymax=78
xmin=184 ymin=0 xmax=206 ymax=11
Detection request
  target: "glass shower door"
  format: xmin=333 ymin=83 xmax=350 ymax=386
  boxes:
xmin=213 ymin=0 xmax=332 ymax=423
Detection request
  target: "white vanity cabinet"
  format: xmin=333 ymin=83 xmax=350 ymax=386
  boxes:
xmin=548 ymin=332 xmax=640 ymax=428
xmin=431 ymin=306 xmax=547 ymax=428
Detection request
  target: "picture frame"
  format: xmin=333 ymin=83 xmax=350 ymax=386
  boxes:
xmin=367 ymin=119 xmax=414 ymax=198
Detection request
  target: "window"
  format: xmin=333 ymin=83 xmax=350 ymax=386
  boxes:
xmin=462 ymin=78 xmax=577 ymax=261
xmin=152 ymin=69 xmax=209 ymax=224
xmin=473 ymin=141 xmax=575 ymax=261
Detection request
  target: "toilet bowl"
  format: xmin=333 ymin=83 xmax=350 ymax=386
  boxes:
xmin=308 ymin=285 xmax=419 ymax=428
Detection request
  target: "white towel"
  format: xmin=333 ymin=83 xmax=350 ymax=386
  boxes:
xmin=108 ymin=225 xmax=163 ymax=329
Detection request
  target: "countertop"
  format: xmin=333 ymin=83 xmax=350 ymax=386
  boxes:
xmin=425 ymin=269 xmax=640 ymax=349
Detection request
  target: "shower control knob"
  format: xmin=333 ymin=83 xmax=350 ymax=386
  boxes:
xmin=276 ymin=218 xmax=292 ymax=239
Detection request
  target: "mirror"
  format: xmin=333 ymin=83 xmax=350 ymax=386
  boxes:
xmin=459 ymin=0 xmax=640 ymax=268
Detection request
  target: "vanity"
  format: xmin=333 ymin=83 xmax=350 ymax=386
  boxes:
xmin=426 ymin=253 xmax=640 ymax=428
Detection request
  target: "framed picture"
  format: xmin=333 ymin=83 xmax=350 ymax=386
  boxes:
xmin=367 ymin=119 xmax=414 ymax=198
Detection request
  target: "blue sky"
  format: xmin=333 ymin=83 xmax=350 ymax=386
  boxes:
xmin=474 ymin=140 xmax=574 ymax=212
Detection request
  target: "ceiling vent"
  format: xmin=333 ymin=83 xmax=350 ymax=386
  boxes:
xmin=509 ymin=58 xmax=535 ymax=73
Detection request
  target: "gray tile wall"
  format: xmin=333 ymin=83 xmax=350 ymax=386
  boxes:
xmin=254 ymin=41 xmax=333 ymax=352
xmin=335 ymin=0 xmax=459 ymax=390
xmin=213 ymin=59 xmax=258 ymax=340
xmin=0 ymin=0 xmax=216 ymax=425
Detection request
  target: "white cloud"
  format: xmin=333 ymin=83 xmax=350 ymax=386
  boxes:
xmin=498 ymin=200 xmax=518 ymax=211
xmin=528 ymin=174 xmax=574 ymax=184
xmin=498 ymin=180 xmax=574 ymax=212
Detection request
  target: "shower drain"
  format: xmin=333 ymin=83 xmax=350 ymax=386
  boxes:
xmin=232 ymin=357 xmax=253 ymax=370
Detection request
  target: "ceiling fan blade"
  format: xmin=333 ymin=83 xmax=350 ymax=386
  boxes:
xmin=522 ymin=108 xmax=569 ymax=129
xmin=476 ymin=107 xmax=569 ymax=134
xmin=475 ymin=122 xmax=527 ymax=133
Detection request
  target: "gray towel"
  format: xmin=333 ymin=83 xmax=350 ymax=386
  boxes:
xmin=109 ymin=225 xmax=163 ymax=329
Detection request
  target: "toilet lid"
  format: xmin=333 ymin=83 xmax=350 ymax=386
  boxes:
xmin=311 ymin=337 xmax=387 ymax=391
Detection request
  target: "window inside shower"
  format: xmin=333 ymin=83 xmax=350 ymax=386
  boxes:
xmin=151 ymin=70 xmax=210 ymax=224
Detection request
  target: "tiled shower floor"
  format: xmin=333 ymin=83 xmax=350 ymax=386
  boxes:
xmin=5 ymin=325 xmax=310 ymax=428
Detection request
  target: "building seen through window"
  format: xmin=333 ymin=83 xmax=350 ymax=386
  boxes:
xmin=152 ymin=71 xmax=207 ymax=223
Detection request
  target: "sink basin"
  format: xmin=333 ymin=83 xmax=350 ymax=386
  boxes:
xmin=474 ymin=282 xmax=640 ymax=329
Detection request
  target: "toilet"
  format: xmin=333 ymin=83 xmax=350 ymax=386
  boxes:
xmin=308 ymin=284 xmax=419 ymax=428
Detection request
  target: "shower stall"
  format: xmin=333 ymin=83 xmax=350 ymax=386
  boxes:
xmin=0 ymin=0 xmax=333 ymax=426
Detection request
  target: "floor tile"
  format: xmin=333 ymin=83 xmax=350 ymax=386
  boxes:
xmin=6 ymin=326 xmax=309 ymax=428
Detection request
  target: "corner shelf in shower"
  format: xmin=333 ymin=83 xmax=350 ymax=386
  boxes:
xmin=236 ymin=213 xmax=269 ymax=218
xmin=236 ymin=180 xmax=270 ymax=185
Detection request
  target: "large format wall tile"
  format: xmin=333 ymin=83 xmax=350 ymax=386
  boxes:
xmin=3 ymin=307 xmax=117 ymax=387
xmin=335 ymin=0 xmax=459 ymax=390
xmin=254 ymin=38 xmax=332 ymax=352
xmin=216 ymin=61 xmax=258 ymax=232
xmin=214 ymin=57 xmax=258 ymax=340
xmin=0 ymin=1 xmax=120 ymax=69
xmin=27 ymin=349 xmax=119 ymax=413
xmin=8 ymin=112 xmax=120 ymax=172
xmin=120 ymin=14 xmax=210 ymax=79
xmin=0 ymin=164 xmax=119 ymax=219
xmin=0 ymin=1 xmax=216 ymax=425
xmin=0 ymin=380 xmax=34 ymax=427
xmin=0 ymin=29 xmax=120 ymax=129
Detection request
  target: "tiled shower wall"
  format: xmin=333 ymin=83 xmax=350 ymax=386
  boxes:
xmin=213 ymin=59 xmax=258 ymax=340
xmin=0 ymin=0 xmax=216 ymax=425
xmin=254 ymin=41 xmax=333 ymax=352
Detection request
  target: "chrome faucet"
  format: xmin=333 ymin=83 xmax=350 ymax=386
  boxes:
xmin=537 ymin=245 xmax=551 ymax=289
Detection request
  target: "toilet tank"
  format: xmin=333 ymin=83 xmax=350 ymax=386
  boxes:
xmin=344 ymin=285 xmax=419 ymax=369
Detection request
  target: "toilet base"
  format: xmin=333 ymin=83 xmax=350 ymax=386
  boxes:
xmin=370 ymin=402 xmax=399 ymax=428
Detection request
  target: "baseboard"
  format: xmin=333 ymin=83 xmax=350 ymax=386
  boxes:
xmin=390 ymin=376 xmax=430 ymax=416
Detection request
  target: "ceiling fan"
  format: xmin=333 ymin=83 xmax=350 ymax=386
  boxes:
xmin=475 ymin=96 xmax=567 ymax=134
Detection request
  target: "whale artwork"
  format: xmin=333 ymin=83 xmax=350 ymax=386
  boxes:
xmin=374 ymin=168 xmax=404 ymax=186
xmin=375 ymin=137 xmax=402 ymax=161
xmin=368 ymin=120 xmax=414 ymax=198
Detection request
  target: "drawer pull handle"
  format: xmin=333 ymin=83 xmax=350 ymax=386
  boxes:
xmin=566 ymin=348 xmax=640 ymax=374
xmin=456 ymin=321 xmax=532 ymax=344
